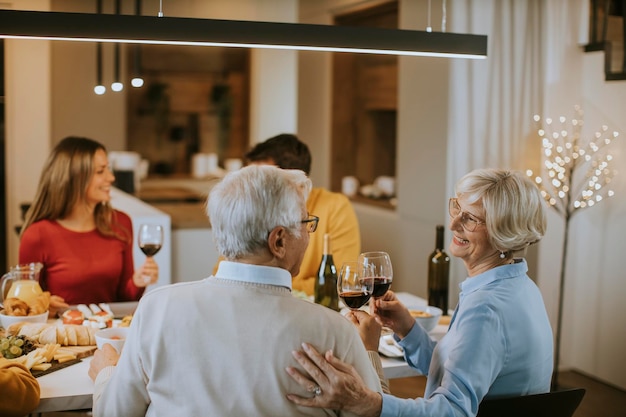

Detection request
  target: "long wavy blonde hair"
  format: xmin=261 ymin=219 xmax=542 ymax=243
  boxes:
xmin=20 ymin=136 xmax=129 ymax=242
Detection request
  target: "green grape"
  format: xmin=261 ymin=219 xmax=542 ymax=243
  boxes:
xmin=0 ymin=335 xmax=36 ymax=359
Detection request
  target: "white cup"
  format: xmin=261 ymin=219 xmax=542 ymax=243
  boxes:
xmin=342 ymin=176 xmax=359 ymax=197
xmin=225 ymin=158 xmax=243 ymax=172
xmin=138 ymin=159 xmax=149 ymax=180
xmin=109 ymin=151 xmax=141 ymax=171
xmin=374 ymin=176 xmax=396 ymax=197
xmin=95 ymin=327 xmax=129 ymax=354
xmin=205 ymin=153 xmax=218 ymax=174
xmin=192 ymin=153 xmax=208 ymax=178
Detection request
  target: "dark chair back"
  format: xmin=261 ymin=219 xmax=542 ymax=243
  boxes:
xmin=477 ymin=388 xmax=586 ymax=417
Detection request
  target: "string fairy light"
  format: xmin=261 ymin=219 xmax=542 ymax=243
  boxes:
xmin=526 ymin=105 xmax=618 ymax=390
xmin=526 ymin=105 xmax=618 ymax=219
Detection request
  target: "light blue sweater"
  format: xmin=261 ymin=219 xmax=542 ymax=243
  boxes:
xmin=381 ymin=259 xmax=553 ymax=417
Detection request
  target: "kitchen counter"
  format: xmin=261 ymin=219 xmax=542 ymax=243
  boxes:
xmin=137 ymin=187 xmax=204 ymax=204
xmin=151 ymin=202 xmax=211 ymax=230
xmin=140 ymin=175 xmax=221 ymax=197
xmin=137 ymin=177 xmax=219 ymax=230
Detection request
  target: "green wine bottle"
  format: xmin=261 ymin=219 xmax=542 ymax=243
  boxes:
xmin=314 ymin=233 xmax=339 ymax=311
xmin=428 ymin=225 xmax=450 ymax=313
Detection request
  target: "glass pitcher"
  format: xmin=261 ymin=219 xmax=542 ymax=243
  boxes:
xmin=1 ymin=262 xmax=44 ymax=305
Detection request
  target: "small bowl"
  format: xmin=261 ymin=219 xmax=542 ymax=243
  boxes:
xmin=408 ymin=305 xmax=443 ymax=332
xmin=0 ymin=309 xmax=48 ymax=329
xmin=95 ymin=327 xmax=129 ymax=353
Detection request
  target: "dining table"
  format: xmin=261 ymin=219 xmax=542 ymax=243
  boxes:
xmin=31 ymin=293 xmax=447 ymax=413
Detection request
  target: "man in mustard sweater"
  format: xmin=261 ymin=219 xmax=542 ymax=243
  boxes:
xmin=0 ymin=358 xmax=40 ymax=416
xmin=242 ymin=133 xmax=361 ymax=295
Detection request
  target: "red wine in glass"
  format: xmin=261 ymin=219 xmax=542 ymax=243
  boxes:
xmin=358 ymin=252 xmax=393 ymax=298
xmin=140 ymin=243 xmax=162 ymax=257
xmin=138 ymin=224 xmax=164 ymax=284
xmin=138 ymin=224 xmax=163 ymax=256
xmin=372 ymin=277 xmax=392 ymax=298
xmin=340 ymin=291 xmax=372 ymax=309
xmin=338 ymin=262 xmax=373 ymax=310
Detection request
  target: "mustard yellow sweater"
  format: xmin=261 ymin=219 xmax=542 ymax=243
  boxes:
xmin=293 ymin=187 xmax=361 ymax=295
xmin=0 ymin=358 xmax=40 ymax=417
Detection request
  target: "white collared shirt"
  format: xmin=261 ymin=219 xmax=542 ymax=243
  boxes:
xmin=214 ymin=261 xmax=292 ymax=290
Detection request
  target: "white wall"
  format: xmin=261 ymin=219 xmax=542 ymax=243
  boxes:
xmin=4 ymin=0 xmax=53 ymax=267
xmin=248 ymin=1 xmax=298 ymax=143
xmin=538 ymin=50 xmax=626 ymax=388
xmin=250 ymin=48 xmax=298 ymax=144
xmin=170 ymin=228 xmax=219 ymax=283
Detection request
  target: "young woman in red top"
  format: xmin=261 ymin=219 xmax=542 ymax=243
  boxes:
xmin=19 ymin=136 xmax=158 ymax=317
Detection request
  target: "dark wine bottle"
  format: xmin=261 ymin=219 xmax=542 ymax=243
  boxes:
xmin=428 ymin=225 xmax=450 ymax=313
xmin=314 ymin=233 xmax=339 ymax=311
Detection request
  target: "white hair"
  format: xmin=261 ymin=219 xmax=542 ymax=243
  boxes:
xmin=207 ymin=164 xmax=312 ymax=259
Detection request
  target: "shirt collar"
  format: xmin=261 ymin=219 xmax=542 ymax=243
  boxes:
xmin=214 ymin=261 xmax=292 ymax=290
xmin=459 ymin=258 xmax=528 ymax=298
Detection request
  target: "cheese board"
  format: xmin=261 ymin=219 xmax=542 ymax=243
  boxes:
xmin=31 ymin=358 xmax=82 ymax=378
xmin=60 ymin=345 xmax=97 ymax=359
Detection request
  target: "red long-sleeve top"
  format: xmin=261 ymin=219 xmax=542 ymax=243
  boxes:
xmin=19 ymin=210 xmax=144 ymax=305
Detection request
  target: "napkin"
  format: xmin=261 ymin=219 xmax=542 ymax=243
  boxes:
xmin=378 ymin=334 xmax=404 ymax=357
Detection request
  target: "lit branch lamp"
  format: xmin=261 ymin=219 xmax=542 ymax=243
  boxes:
xmin=526 ymin=105 xmax=619 ymax=389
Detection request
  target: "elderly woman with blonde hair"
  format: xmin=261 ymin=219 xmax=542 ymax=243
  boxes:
xmin=286 ymin=168 xmax=553 ymax=417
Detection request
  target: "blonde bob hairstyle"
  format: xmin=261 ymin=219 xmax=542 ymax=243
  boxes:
xmin=207 ymin=164 xmax=312 ymax=260
xmin=454 ymin=168 xmax=546 ymax=257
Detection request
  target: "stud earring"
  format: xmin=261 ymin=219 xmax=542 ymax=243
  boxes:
xmin=500 ymin=251 xmax=506 ymax=259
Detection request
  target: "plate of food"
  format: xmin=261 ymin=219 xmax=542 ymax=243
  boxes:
xmin=378 ymin=334 xmax=404 ymax=358
xmin=60 ymin=303 xmax=133 ymax=329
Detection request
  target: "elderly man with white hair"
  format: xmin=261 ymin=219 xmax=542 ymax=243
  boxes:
xmin=89 ymin=164 xmax=382 ymax=417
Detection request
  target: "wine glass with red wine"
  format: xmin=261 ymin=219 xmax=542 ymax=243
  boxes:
xmin=338 ymin=261 xmax=374 ymax=310
xmin=138 ymin=224 xmax=163 ymax=283
xmin=358 ymin=251 xmax=393 ymax=298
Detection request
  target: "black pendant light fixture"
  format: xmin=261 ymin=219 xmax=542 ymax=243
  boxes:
xmin=93 ymin=0 xmax=105 ymax=95
xmin=110 ymin=0 xmax=123 ymax=92
xmin=130 ymin=0 xmax=144 ymax=88
xmin=0 ymin=9 xmax=487 ymax=59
